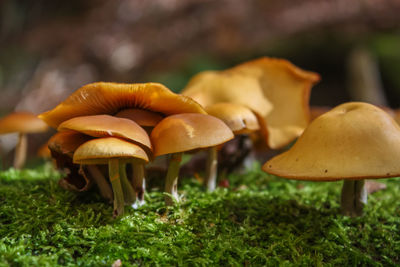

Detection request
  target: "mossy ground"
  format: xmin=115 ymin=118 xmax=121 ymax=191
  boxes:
xmin=1 ymin=163 xmax=400 ymax=266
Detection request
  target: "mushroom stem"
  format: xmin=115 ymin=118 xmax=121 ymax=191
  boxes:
xmin=119 ymin=162 xmax=136 ymax=205
xmin=108 ymin=158 xmax=124 ymax=217
xmin=132 ymin=162 xmax=146 ymax=206
xmin=87 ymin=165 xmax=113 ymax=202
xmin=14 ymin=133 xmax=27 ymax=169
xmin=204 ymin=146 xmax=218 ymax=191
xmin=164 ymin=152 xmax=182 ymax=206
xmin=341 ymin=180 xmax=367 ymax=217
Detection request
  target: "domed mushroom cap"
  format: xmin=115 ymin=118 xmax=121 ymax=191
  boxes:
xmin=231 ymin=57 xmax=320 ymax=149
xmin=73 ymin=137 xmax=149 ymax=165
xmin=182 ymin=71 xmax=272 ymax=117
xmin=205 ymin=102 xmax=260 ymax=134
xmin=39 ymin=82 xmax=206 ymax=128
xmin=151 ymin=113 xmax=234 ymax=156
xmin=48 ymin=130 xmax=92 ymax=158
xmin=115 ymin=108 xmax=163 ymax=127
xmin=0 ymin=111 xmax=48 ymax=134
xmin=263 ymin=102 xmax=400 ymax=181
xmin=58 ymin=115 xmax=152 ymax=153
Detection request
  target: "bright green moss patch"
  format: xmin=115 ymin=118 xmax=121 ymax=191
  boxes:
xmin=1 ymin=163 xmax=400 ymax=266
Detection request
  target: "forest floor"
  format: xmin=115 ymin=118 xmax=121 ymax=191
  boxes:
xmin=0 ymin=163 xmax=399 ymax=266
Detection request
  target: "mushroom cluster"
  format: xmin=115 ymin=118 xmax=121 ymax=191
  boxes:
xmin=39 ymin=82 xmax=234 ymax=216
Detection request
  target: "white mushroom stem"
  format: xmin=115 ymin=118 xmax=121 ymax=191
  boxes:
xmin=14 ymin=133 xmax=27 ymax=169
xmin=204 ymin=146 xmax=218 ymax=191
xmin=132 ymin=161 xmax=146 ymax=206
xmin=109 ymin=158 xmax=124 ymax=217
xmin=164 ymin=152 xmax=182 ymax=206
xmin=87 ymin=165 xmax=113 ymax=202
xmin=341 ymin=180 xmax=367 ymax=217
xmin=119 ymin=162 xmax=136 ymax=205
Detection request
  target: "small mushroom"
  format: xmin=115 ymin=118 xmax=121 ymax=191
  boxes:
xmin=263 ymin=102 xmax=400 ymax=216
xmin=73 ymin=137 xmax=149 ymax=217
xmin=151 ymin=113 xmax=234 ymax=205
xmin=0 ymin=111 xmax=48 ymax=169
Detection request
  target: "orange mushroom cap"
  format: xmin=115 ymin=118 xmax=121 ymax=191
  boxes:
xmin=0 ymin=111 xmax=48 ymax=134
xmin=58 ymin=115 xmax=152 ymax=153
xmin=115 ymin=108 xmax=163 ymax=127
xmin=73 ymin=137 xmax=149 ymax=165
xmin=151 ymin=113 xmax=234 ymax=157
xmin=39 ymin=82 xmax=206 ymax=128
xmin=205 ymin=102 xmax=260 ymax=134
xmin=48 ymin=130 xmax=92 ymax=158
xmin=263 ymin=102 xmax=400 ymax=181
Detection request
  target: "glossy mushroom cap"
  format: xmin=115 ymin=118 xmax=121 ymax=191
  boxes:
xmin=205 ymin=102 xmax=260 ymax=134
xmin=39 ymin=82 xmax=206 ymax=128
xmin=58 ymin=115 xmax=152 ymax=153
xmin=151 ymin=113 xmax=234 ymax=157
xmin=73 ymin=137 xmax=149 ymax=165
xmin=182 ymin=71 xmax=272 ymax=117
xmin=115 ymin=108 xmax=163 ymax=127
xmin=0 ymin=111 xmax=48 ymax=134
xmin=48 ymin=130 xmax=92 ymax=158
xmin=263 ymin=102 xmax=400 ymax=181
xmin=231 ymin=57 xmax=320 ymax=149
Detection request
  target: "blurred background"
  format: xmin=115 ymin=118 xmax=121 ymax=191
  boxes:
xmin=1 ymin=0 xmax=400 ymax=167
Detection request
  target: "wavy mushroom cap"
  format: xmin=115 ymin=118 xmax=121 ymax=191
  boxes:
xmin=39 ymin=82 xmax=206 ymax=128
xmin=115 ymin=108 xmax=163 ymax=127
xmin=182 ymin=71 xmax=272 ymax=117
xmin=151 ymin=113 xmax=234 ymax=156
xmin=263 ymin=102 xmax=400 ymax=181
xmin=231 ymin=57 xmax=320 ymax=149
xmin=205 ymin=102 xmax=260 ymax=134
xmin=73 ymin=137 xmax=149 ymax=165
xmin=58 ymin=115 xmax=152 ymax=153
xmin=0 ymin=111 xmax=48 ymax=134
xmin=48 ymin=130 xmax=92 ymax=158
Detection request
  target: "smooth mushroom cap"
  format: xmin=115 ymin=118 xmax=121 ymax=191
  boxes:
xmin=151 ymin=113 xmax=234 ymax=157
xmin=310 ymin=106 xmax=331 ymax=121
xmin=231 ymin=57 xmax=320 ymax=149
xmin=205 ymin=102 xmax=260 ymax=134
xmin=182 ymin=71 xmax=273 ymax=117
xmin=115 ymin=108 xmax=163 ymax=127
xmin=48 ymin=130 xmax=92 ymax=158
xmin=58 ymin=115 xmax=152 ymax=153
xmin=73 ymin=137 xmax=149 ymax=165
xmin=39 ymin=82 xmax=206 ymax=128
xmin=0 ymin=111 xmax=48 ymax=134
xmin=263 ymin=102 xmax=400 ymax=181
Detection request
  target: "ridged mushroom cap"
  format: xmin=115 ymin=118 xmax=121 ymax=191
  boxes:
xmin=263 ymin=102 xmax=400 ymax=181
xmin=73 ymin=137 xmax=149 ymax=165
xmin=182 ymin=71 xmax=272 ymax=117
xmin=48 ymin=130 xmax=92 ymax=158
xmin=58 ymin=115 xmax=152 ymax=153
xmin=39 ymin=82 xmax=206 ymax=128
xmin=115 ymin=108 xmax=163 ymax=127
xmin=151 ymin=113 xmax=234 ymax=156
xmin=205 ymin=102 xmax=260 ymax=134
xmin=231 ymin=57 xmax=320 ymax=149
xmin=0 ymin=111 xmax=48 ymax=134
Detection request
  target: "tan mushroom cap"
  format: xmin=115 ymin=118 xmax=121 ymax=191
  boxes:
xmin=48 ymin=130 xmax=92 ymax=158
xmin=0 ymin=111 xmax=48 ymax=134
xmin=310 ymin=106 xmax=331 ymax=121
xmin=231 ymin=57 xmax=320 ymax=149
xmin=205 ymin=102 xmax=260 ymax=134
xmin=151 ymin=113 xmax=234 ymax=157
xmin=73 ymin=137 xmax=149 ymax=165
xmin=39 ymin=82 xmax=206 ymax=128
xmin=58 ymin=115 xmax=152 ymax=153
xmin=115 ymin=108 xmax=163 ymax=127
xmin=263 ymin=102 xmax=400 ymax=181
xmin=182 ymin=71 xmax=272 ymax=117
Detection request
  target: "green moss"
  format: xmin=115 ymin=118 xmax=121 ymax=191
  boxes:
xmin=1 ymin=163 xmax=400 ymax=266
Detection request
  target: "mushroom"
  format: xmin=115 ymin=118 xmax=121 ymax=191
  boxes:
xmin=203 ymin=102 xmax=260 ymax=190
xmin=58 ymin=114 xmax=152 ymax=206
xmin=151 ymin=113 xmax=234 ymax=205
xmin=0 ymin=111 xmax=48 ymax=169
xmin=73 ymin=137 xmax=149 ymax=217
xmin=115 ymin=108 xmax=163 ymax=131
xmin=263 ymin=102 xmax=400 ymax=216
